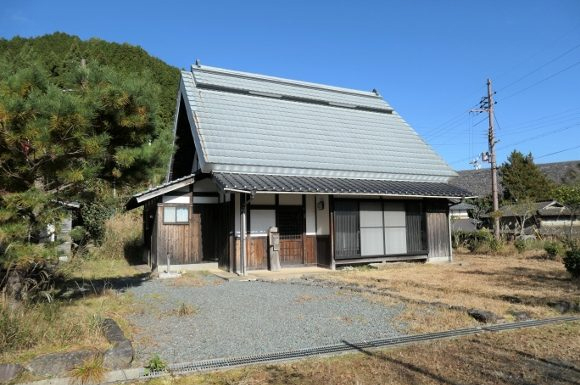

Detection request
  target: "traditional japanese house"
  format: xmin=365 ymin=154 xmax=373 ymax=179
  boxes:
xmin=126 ymin=64 xmax=472 ymax=273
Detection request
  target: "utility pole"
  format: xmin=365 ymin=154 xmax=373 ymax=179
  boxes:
xmin=486 ymin=79 xmax=500 ymax=241
xmin=473 ymin=79 xmax=500 ymax=240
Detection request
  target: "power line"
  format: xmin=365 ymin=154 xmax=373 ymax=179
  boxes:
xmin=446 ymin=123 xmax=580 ymax=166
xmin=496 ymin=42 xmax=580 ymax=93
xmin=536 ymin=144 xmax=580 ymax=160
xmin=498 ymin=58 xmax=580 ymax=102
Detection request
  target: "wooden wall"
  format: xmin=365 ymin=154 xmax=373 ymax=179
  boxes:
xmin=155 ymin=204 xmax=202 ymax=266
xmin=232 ymin=234 xmax=317 ymax=271
xmin=304 ymin=235 xmax=317 ymax=265
xmin=425 ymin=200 xmax=451 ymax=259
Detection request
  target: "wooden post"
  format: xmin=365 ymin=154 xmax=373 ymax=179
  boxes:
xmin=240 ymin=194 xmax=247 ymax=276
xmin=329 ymin=195 xmax=336 ymax=270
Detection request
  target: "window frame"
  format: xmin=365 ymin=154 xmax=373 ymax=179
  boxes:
xmin=162 ymin=204 xmax=190 ymax=225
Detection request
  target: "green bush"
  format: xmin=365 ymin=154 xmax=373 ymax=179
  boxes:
xmin=466 ymin=229 xmax=494 ymax=253
xmin=80 ymin=202 xmax=114 ymax=244
xmin=563 ymin=246 xmax=580 ymax=278
xmin=514 ymin=239 xmax=527 ymax=253
xmin=544 ymin=241 xmax=562 ymax=259
xmin=489 ymin=238 xmax=504 ymax=253
xmin=69 ymin=226 xmax=89 ymax=245
xmin=145 ymin=354 xmax=167 ymax=374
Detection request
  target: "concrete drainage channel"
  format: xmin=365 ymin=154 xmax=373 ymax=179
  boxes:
xmin=21 ymin=315 xmax=580 ymax=385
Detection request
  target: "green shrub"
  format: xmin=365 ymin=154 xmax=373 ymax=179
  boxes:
xmin=514 ymin=239 xmax=527 ymax=253
xmin=70 ymin=226 xmax=89 ymax=245
xmin=489 ymin=238 xmax=504 ymax=253
xmin=80 ymin=202 xmax=114 ymax=244
xmin=544 ymin=241 xmax=562 ymax=259
xmin=466 ymin=229 xmax=494 ymax=253
xmin=145 ymin=354 xmax=167 ymax=374
xmin=563 ymin=246 xmax=580 ymax=278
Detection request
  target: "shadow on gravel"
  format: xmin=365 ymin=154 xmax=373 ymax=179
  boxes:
xmin=56 ymin=272 xmax=152 ymax=301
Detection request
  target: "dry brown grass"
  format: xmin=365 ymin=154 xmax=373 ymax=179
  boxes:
xmin=143 ymin=321 xmax=580 ymax=385
xmin=318 ymin=252 xmax=579 ymax=325
xmin=0 ymin=287 xmax=139 ymax=364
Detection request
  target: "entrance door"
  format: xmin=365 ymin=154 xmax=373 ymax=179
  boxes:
xmin=277 ymin=206 xmax=304 ymax=265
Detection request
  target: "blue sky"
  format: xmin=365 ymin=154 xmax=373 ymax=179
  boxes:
xmin=1 ymin=0 xmax=579 ymax=170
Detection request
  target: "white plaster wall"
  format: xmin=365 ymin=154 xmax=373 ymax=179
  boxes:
xmin=279 ymin=194 xmax=302 ymax=205
xmin=162 ymin=193 xmax=190 ymax=204
xmin=252 ymin=193 xmax=275 ymax=205
xmin=234 ymin=193 xmax=240 ymax=236
xmin=316 ymin=195 xmax=329 ymax=235
xmin=306 ymin=195 xmax=316 ymax=235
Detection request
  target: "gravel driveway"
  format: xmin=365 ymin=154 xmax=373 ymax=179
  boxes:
xmin=126 ymin=275 xmax=406 ymax=365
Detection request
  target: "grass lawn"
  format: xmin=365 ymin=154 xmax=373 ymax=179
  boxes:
xmin=142 ymin=320 xmax=580 ymax=385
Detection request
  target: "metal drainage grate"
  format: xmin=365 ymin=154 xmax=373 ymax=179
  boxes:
xmin=142 ymin=315 xmax=580 ymax=378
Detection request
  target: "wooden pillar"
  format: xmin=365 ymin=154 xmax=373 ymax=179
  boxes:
xmin=329 ymin=195 xmax=336 ymax=270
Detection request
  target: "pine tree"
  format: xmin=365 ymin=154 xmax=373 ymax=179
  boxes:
xmin=500 ymin=150 xmax=554 ymax=202
xmin=0 ymin=57 xmax=171 ymax=265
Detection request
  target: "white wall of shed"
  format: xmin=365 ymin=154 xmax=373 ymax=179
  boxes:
xmin=279 ymin=194 xmax=302 ymax=205
xmin=316 ymin=195 xmax=329 ymax=235
xmin=234 ymin=193 xmax=240 ymax=236
xmin=252 ymin=193 xmax=276 ymax=205
xmin=305 ymin=195 xmax=316 ymax=235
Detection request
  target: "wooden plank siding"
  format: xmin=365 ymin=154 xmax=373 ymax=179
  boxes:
xmin=426 ymin=211 xmax=450 ymax=259
xmin=304 ymin=235 xmax=317 ymax=265
xmin=155 ymin=204 xmax=202 ymax=266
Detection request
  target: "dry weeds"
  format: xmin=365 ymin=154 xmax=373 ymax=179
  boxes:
xmin=319 ymin=252 xmax=579 ymax=324
xmin=142 ymin=321 xmax=580 ymax=385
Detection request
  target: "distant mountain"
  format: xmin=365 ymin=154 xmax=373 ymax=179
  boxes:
xmin=451 ymin=160 xmax=580 ymax=197
xmin=0 ymin=32 xmax=180 ymax=129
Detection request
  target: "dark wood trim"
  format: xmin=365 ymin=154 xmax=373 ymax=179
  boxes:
xmin=192 ymin=192 xmax=219 ymax=197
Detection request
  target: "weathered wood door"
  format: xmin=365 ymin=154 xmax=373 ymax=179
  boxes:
xmin=426 ymin=210 xmax=450 ymax=259
xmin=277 ymin=206 xmax=304 ymax=265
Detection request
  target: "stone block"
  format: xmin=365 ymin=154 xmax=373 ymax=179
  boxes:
xmin=103 ymin=340 xmax=134 ymax=370
xmin=468 ymin=309 xmax=498 ymax=324
xmin=101 ymin=318 xmax=126 ymax=345
xmin=0 ymin=364 xmax=24 ymax=384
xmin=27 ymin=350 xmax=97 ymax=377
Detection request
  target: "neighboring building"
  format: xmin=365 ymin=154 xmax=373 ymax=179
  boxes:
xmin=449 ymin=202 xmax=478 ymax=232
xmin=126 ymin=64 xmax=472 ymax=273
xmin=482 ymin=200 xmax=579 ymax=237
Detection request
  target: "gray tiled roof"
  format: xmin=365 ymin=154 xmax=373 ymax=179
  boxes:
xmin=213 ymin=173 xmax=473 ymax=198
xmin=126 ymin=174 xmax=195 ymax=209
xmin=180 ymin=65 xmax=457 ymax=182
xmin=449 ymin=160 xmax=580 ymax=197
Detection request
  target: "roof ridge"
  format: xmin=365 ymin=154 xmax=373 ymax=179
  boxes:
xmin=192 ymin=64 xmax=381 ymax=99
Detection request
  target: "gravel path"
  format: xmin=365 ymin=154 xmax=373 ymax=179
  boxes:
xmin=126 ymin=276 xmax=406 ymax=365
